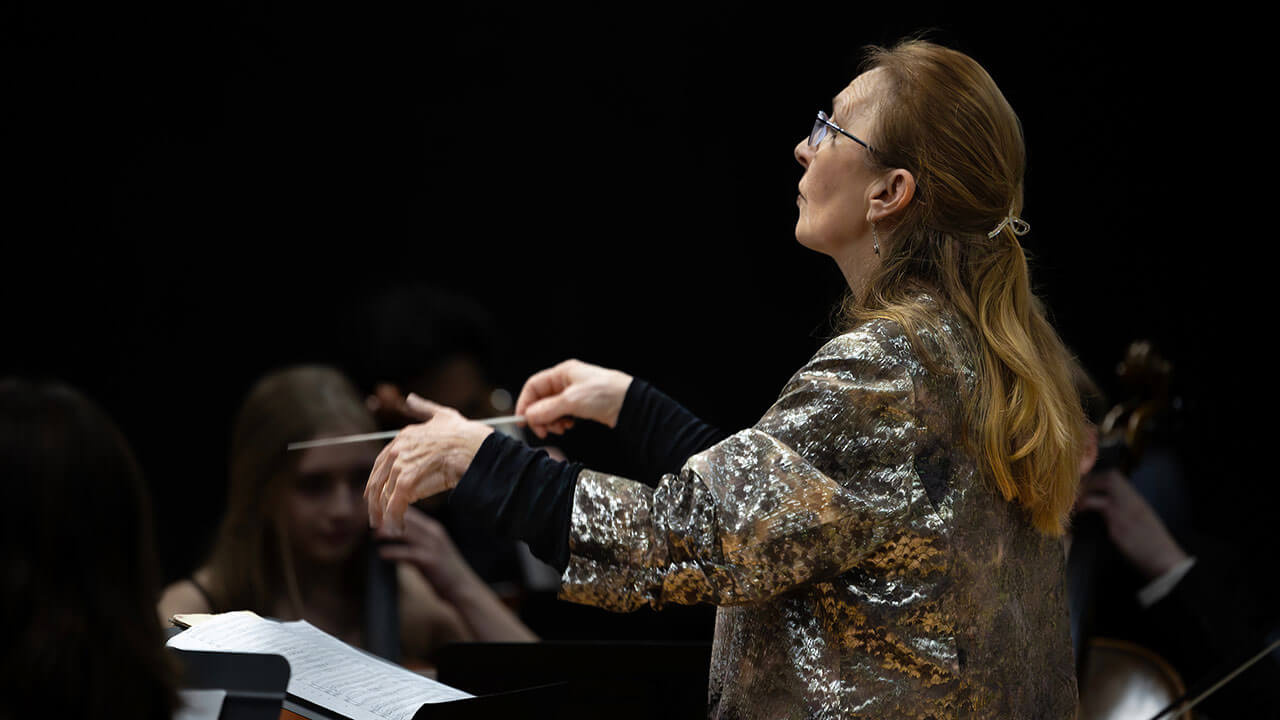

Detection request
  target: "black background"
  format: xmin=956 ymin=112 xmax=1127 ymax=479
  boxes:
xmin=5 ymin=3 xmax=1275 ymax=599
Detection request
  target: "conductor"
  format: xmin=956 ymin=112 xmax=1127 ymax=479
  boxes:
xmin=366 ymin=39 xmax=1085 ymax=718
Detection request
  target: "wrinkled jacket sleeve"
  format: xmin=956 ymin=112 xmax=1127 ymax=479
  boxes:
xmin=559 ymin=321 xmax=923 ymax=612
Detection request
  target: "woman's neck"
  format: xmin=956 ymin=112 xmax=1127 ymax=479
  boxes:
xmin=274 ymin=556 xmax=363 ymax=646
xmin=832 ymin=234 xmax=879 ymax=300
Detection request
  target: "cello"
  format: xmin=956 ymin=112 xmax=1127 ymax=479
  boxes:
xmin=1070 ymin=340 xmax=1191 ymax=719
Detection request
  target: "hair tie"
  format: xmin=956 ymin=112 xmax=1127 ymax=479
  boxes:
xmin=987 ymin=215 xmax=1030 ymax=239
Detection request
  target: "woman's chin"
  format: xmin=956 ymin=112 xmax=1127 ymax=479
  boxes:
xmin=301 ymin=536 xmax=363 ymax=565
xmin=793 ymin=230 xmax=829 ymax=256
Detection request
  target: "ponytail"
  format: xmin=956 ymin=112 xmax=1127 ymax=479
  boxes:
xmin=846 ymin=40 xmax=1085 ymax=536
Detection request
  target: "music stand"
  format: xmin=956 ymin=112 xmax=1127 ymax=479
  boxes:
xmin=437 ymin=641 xmax=711 ymax=720
xmin=170 ymin=647 xmax=290 ymax=720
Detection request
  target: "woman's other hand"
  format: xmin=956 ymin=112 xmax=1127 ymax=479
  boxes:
xmin=1075 ymin=468 xmax=1190 ymax=581
xmin=514 ymin=359 xmax=632 ymax=439
xmin=375 ymin=506 xmax=480 ymax=602
xmin=384 ymin=508 xmax=538 ymax=651
xmin=365 ymin=394 xmax=493 ymax=534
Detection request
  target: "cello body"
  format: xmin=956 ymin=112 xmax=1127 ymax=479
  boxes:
xmin=1079 ymin=637 xmax=1188 ymax=719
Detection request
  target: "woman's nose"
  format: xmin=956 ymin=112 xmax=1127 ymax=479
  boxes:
xmin=794 ymin=137 xmax=812 ymax=168
xmin=328 ymin=485 xmax=360 ymax=516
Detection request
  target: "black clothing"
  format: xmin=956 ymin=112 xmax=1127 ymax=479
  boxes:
xmin=611 ymin=378 xmax=730 ymax=483
xmin=187 ymin=575 xmax=219 ymax=613
xmin=451 ymin=378 xmax=727 ymax=573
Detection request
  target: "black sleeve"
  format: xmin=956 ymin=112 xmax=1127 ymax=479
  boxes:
xmin=450 ymin=431 xmax=581 ymax=573
xmin=449 ymin=380 xmax=728 ymax=573
xmin=613 ymin=378 xmax=729 ymax=483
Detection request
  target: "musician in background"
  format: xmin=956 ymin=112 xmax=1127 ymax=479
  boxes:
xmin=1071 ymin=360 xmax=1195 ymax=614
xmin=157 ymin=365 xmax=535 ymax=666
xmin=1 ymin=379 xmax=178 ymax=720
xmin=1071 ymin=361 xmax=1280 ymax=716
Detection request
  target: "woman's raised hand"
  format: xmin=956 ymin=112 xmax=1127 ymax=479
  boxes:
xmin=515 ymin=359 xmax=633 ymax=439
xmin=365 ymin=394 xmax=493 ymax=535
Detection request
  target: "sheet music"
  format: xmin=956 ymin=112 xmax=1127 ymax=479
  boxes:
xmin=167 ymin=611 xmax=472 ymax=720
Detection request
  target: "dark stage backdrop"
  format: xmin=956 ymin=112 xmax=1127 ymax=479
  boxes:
xmin=5 ymin=4 xmax=1274 ymax=598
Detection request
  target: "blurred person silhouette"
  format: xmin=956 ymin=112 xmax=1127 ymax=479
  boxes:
xmin=1069 ymin=352 xmax=1280 ymax=717
xmin=1 ymin=378 xmax=179 ymax=720
xmin=345 ymin=285 xmax=513 ymax=429
xmin=341 ymin=285 xmax=560 ymax=600
xmin=157 ymin=365 xmax=535 ymax=667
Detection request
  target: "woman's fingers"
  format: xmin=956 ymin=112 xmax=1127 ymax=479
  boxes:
xmin=400 ymin=504 xmax=429 ymax=535
xmin=368 ymin=434 xmax=416 ymax=532
xmin=524 ymin=395 xmax=575 ymax=437
xmin=380 ymin=452 xmax=439 ymax=536
xmin=377 ymin=507 xmax=433 ymax=548
xmin=379 ymin=457 xmax=406 ymax=533
xmin=515 ymin=364 xmax=569 ymax=418
xmin=366 ymin=426 xmax=455 ymax=533
xmin=366 ymin=405 xmax=490 ymax=533
xmin=366 ymin=443 xmax=399 ymax=528
xmin=516 ymin=359 xmax=634 ymax=437
xmin=386 ymin=478 xmax=417 ymax=536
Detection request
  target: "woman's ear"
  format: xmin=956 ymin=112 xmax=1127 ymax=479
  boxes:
xmin=867 ymin=168 xmax=915 ymax=225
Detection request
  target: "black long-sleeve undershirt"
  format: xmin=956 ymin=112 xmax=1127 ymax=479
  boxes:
xmin=449 ymin=378 xmax=728 ymax=572
xmin=612 ymin=379 xmax=732 ymax=483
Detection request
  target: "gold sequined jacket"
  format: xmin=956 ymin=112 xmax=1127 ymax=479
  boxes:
xmin=559 ymin=311 xmax=1078 ymax=719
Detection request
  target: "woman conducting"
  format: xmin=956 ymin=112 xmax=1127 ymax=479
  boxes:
xmin=366 ymin=39 xmax=1083 ymax=717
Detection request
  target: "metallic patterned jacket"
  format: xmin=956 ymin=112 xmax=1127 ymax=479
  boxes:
xmin=558 ymin=309 xmax=1078 ymax=719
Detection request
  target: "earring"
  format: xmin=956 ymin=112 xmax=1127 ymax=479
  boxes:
xmin=872 ymin=223 xmax=881 ymax=256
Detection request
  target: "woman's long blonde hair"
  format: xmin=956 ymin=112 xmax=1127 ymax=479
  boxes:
xmin=848 ymin=39 xmax=1084 ymax=536
xmin=205 ymin=365 xmax=377 ymax=614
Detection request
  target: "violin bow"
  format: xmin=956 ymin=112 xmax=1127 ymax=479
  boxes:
xmin=1148 ymin=635 xmax=1280 ymax=719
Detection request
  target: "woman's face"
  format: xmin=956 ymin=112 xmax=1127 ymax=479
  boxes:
xmin=283 ymin=441 xmax=378 ymax=566
xmin=793 ymin=69 xmax=885 ymax=263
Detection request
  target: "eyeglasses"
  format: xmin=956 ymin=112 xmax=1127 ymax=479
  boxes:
xmin=809 ymin=111 xmax=873 ymax=153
